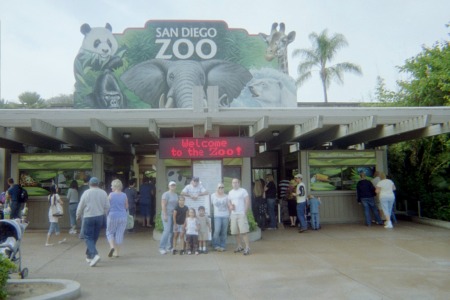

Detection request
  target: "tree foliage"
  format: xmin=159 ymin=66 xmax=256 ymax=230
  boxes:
xmin=18 ymin=92 xmax=47 ymax=108
xmin=46 ymin=94 xmax=74 ymax=107
xmin=292 ymin=29 xmax=362 ymax=103
xmin=371 ymin=76 xmax=405 ymax=106
xmin=382 ymin=27 xmax=450 ymax=220
xmin=398 ymin=41 xmax=450 ymax=106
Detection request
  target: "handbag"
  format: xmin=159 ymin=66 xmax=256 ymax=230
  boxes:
xmin=126 ymin=213 xmax=134 ymax=230
xmin=51 ymin=195 xmax=64 ymax=217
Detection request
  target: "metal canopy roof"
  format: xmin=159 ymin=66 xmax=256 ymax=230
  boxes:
xmin=0 ymin=106 xmax=449 ymax=155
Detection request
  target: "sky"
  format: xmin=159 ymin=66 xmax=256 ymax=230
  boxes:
xmin=0 ymin=0 xmax=449 ymax=103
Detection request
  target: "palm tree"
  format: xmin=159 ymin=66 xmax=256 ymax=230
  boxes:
xmin=292 ymin=29 xmax=362 ymax=103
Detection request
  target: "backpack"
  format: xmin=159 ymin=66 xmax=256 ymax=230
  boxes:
xmin=18 ymin=186 xmax=29 ymax=203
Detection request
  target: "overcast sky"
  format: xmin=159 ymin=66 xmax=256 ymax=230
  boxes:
xmin=0 ymin=0 xmax=449 ymax=103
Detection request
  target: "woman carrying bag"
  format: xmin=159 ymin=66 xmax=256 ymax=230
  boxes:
xmin=45 ymin=185 xmax=66 ymax=246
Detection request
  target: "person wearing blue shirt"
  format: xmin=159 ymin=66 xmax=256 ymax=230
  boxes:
xmin=357 ymin=172 xmax=383 ymax=226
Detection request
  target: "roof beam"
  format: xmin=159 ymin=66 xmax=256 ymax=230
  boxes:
xmin=266 ymin=116 xmax=323 ymax=150
xmin=31 ymin=119 xmax=91 ymax=149
xmin=149 ymin=119 xmax=159 ymax=140
xmin=249 ymin=116 xmax=269 ymax=137
xmin=299 ymin=126 xmax=343 ymax=149
xmin=322 ymin=116 xmax=378 ymax=148
xmin=352 ymin=114 xmax=431 ymax=147
xmin=90 ymin=119 xmax=123 ymax=145
xmin=204 ymin=117 xmax=213 ymax=136
xmin=296 ymin=115 xmax=323 ymax=137
xmin=347 ymin=115 xmax=377 ymax=136
xmin=366 ymin=121 xmax=450 ymax=147
xmin=0 ymin=126 xmax=60 ymax=149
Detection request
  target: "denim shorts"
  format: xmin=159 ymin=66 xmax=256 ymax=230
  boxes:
xmin=48 ymin=222 xmax=60 ymax=235
xmin=173 ymin=224 xmax=185 ymax=233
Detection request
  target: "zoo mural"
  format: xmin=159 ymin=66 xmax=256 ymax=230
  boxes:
xmin=73 ymin=20 xmax=297 ymax=109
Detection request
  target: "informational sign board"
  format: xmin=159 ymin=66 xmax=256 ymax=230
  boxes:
xmin=73 ymin=20 xmax=298 ymax=109
xmin=159 ymin=137 xmax=255 ymax=159
xmin=182 ymin=160 xmax=222 ymax=217
xmin=193 ymin=160 xmax=222 ymax=196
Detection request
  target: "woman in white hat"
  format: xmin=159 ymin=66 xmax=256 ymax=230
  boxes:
xmin=159 ymin=181 xmax=179 ymax=254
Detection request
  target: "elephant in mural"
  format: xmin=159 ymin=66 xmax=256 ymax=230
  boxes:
xmin=120 ymin=59 xmax=252 ymax=108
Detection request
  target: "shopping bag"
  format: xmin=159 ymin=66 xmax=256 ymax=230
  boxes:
xmin=51 ymin=196 xmax=64 ymax=217
xmin=126 ymin=214 xmax=134 ymax=230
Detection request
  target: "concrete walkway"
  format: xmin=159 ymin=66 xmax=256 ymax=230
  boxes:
xmin=14 ymin=221 xmax=450 ymax=300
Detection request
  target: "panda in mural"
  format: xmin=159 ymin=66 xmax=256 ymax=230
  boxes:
xmin=74 ymin=23 xmax=126 ymax=108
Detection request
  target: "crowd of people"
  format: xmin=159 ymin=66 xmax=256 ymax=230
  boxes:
xmin=251 ymin=173 xmax=322 ymax=233
xmin=2 ymin=169 xmax=398 ymax=268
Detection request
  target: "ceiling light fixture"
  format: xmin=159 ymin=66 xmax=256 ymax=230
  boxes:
xmin=272 ymin=130 xmax=280 ymax=137
xmin=123 ymin=132 xmax=131 ymax=139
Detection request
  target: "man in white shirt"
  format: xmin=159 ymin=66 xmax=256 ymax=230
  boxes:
xmin=293 ymin=174 xmax=307 ymax=233
xmin=76 ymin=177 xmax=109 ymax=267
xmin=228 ymin=178 xmax=251 ymax=255
xmin=181 ymin=177 xmax=208 ymax=200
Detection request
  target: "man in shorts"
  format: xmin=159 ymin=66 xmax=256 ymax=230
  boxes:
xmin=228 ymin=178 xmax=251 ymax=256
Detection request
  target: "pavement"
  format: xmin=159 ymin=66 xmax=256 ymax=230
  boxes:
xmin=11 ymin=220 xmax=450 ymax=300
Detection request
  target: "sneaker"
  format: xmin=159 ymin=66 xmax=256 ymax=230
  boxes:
xmin=218 ymin=247 xmax=225 ymax=252
xmin=179 ymin=250 xmax=185 ymax=255
xmin=234 ymin=246 xmax=244 ymax=253
xmin=86 ymin=257 xmax=92 ymax=263
xmin=172 ymin=249 xmax=177 ymax=255
xmin=45 ymin=243 xmax=53 ymax=247
xmin=58 ymin=238 xmax=66 ymax=244
xmin=243 ymin=248 xmax=250 ymax=256
xmin=203 ymin=249 xmax=208 ymax=254
xmin=159 ymin=249 xmax=167 ymax=255
xmin=187 ymin=251 xmax=192 ymax=255
xmin=89 ymin=255 xmax=100 ymax=267
xmin=195 ymin=251 xmax=199 ymax=255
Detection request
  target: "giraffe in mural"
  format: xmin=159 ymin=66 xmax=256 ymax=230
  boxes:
xmin=259 ymin=22 xmax=296 ymax=75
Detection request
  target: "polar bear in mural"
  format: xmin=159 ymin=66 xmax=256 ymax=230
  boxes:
xmin=231 ymin=68 xmax=297 ymax=107
xmin=248 ymin=78 xmax=296 ymax=107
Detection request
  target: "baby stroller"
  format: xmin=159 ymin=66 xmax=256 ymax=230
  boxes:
xmin=0 ymin=219 xmax=29 ymax=279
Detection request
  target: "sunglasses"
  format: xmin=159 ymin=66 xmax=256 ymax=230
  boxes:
xmin=218 ymin=186 xmax=224 ymax=189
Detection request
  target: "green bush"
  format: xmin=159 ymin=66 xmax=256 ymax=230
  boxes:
xmin=421 ymin=192 xmax=450 ymax=221
xmin=155 ymin=211 xmax=163 ymax=233
xmin=0 ymin=253 xmax=17 ymax=300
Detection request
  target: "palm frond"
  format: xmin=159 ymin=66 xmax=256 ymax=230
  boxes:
xmin=295 ymin=72 xmax=312 ymax=87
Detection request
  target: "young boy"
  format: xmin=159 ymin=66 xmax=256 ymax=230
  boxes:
xmin=308 ymin=194 xmax=321 ymax=230
xmin=197 ymin=206 xmax=211 ymax=254
xmin=172 ymin=196 xmax=188 ymax=254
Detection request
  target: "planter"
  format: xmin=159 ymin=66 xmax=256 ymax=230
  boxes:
xmin=7 ymin=279 xmax=80 ymax=300
xmin=153 ymin=227 xmax=262 ymax=244
xmin=411 ymin=216 xmax=450 ymax=229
